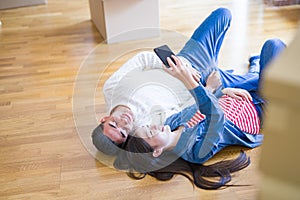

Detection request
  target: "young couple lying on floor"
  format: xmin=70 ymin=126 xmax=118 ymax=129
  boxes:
xmin=91 ymin=8 xmax=286 ymax=189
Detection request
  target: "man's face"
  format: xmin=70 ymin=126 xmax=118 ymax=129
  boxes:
xmin=102 ymin=106 xmax=134 ymax=144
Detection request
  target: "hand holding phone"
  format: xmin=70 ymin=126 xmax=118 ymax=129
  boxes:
xmin=153 ymin=45 xmax=175 ymax=68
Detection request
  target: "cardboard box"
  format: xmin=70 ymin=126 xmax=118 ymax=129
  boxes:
xmin=259 ymin=28 xmax=300 ymax=200
xmin=88 ymin=0 xmax=160 ymax=43
xmin=0 ymin=0 xmax=47 ymax=10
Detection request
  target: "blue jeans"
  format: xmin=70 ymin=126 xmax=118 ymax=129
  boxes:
xmin=177 ymin=7 xmax=286 ymax=119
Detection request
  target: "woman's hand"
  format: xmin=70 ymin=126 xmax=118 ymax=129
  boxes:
xmin=184 ymin=63 xmax=201 ymax=83
xmin=163 ymin=55 xmax=199 ymax=90
xmin=222 ymin=88 xmax=253 ymax=101
xmin=206 ymin=71 xmax=222 ymax=93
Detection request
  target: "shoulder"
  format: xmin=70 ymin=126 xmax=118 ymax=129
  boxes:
xmin=132 ymin=51 xmax=156 ymax=59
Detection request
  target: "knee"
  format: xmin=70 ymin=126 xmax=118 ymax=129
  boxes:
xmin=264 ymin=38 xmax=287 ymax=49
xmin=213 ymin=7 xmax=232 ymax=20
xmin=259 ymin=38 xmax=287 ymax=69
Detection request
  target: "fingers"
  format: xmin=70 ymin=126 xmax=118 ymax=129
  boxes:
xmin=167 ymin=57 xmax=176 ymax=68
xmin=241 ymin=90 xmax=253 ymax=101
xmin=206 ymin=70 xmax=222 ymax=93
xmin=166 ymin=56 xmax=177 ymax=67
xmin=208 ymin=70 xmax=217 ymax=78
xmin=165 ymin=57 xmax=177 ymax=72
xmin=192 ymin=73 xmax=201 ymax=83
xmin=164 ymin=56 xmax=183 ymax=76
xmin=209 ymin=70 xmax=219 ymax=77
xmin=235 ymin=89 xmax=253 ymax=101
xmin=223 ymin=88 xmax=253 ymax=101
xmin=232 ymin=93 xmax=243 ymax=101
xmin=171 ymin=55 xmax=181 ymax=66
xmin=164 ymin=56 xmax=199 ymax=89
xmin=183 ymin=61 xmax=201 ymax=82
xmin=166 ymin=56 xmax=185 ymax=72
xmin=191 ymin=67 xmax=201 ymax=83
xmin=163 ymin=57 xmax=175 ymax=73
xmin=208 ymin=70 xmax=221 ymax=82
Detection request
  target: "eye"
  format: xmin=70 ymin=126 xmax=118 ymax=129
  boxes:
xmin=146 ymin=129 xmax=153 ymax=138
xmin=119 ymin=129 xmax=126 ymax=138
xmin=108 ymin=121 xmax=117 ymax=128
xmin=149 ymin=130 xmax=153 ymax=136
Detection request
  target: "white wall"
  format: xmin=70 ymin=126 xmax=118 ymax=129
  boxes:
xmin=0 ymin=0 xmax=47 ymax=10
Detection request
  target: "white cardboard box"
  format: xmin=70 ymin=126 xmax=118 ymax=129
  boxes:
xmin=88 ymin=0 xmax=160 ymax=43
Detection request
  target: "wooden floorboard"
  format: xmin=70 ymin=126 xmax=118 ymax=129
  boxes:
xmin=0 ymin=0 xmax=299 ymax=199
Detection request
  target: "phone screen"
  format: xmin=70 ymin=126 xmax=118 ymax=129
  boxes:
xmin=153 ymin=45 xmax=175 ymax=68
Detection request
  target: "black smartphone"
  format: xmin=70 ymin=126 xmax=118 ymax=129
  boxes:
xmin=153 ymin=45 xmax=175 ymax=68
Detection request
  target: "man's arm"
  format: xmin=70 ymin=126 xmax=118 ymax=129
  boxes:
xmin=103 ymin=51 xmax=163 ymax=111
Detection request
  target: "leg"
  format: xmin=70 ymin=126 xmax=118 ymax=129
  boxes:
xmin=259 ymin=39 xmax=286 ymax=83
xmin=178 ymin=7 xmax=260 ymax=92
xmin=178 ymin=7 xmax=259 ymax=92
xmin=218 ymin=69 xmax=259 ymax=91
xmin=253 ymin=39 xmax=286 ymax=121
xmin=249 ymin=55 xmax=260 ymax=73
xmin=177 ymin=8 xmax=232 ymax=83
xmin=219 ymin=39 xmax=286 ymax=92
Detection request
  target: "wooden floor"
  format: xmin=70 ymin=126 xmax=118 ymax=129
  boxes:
xmin=0 ymin=0 xmax=299 ymax=199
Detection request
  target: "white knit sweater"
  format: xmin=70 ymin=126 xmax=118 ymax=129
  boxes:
xmin=103 ymin=51 xmax=194 ymax=127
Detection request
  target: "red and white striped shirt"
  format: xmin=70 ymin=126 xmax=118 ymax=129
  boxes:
xmin=186 ymin=95 xmax=260 ymax=134
xmin=186 ymin=111 xmax=206 ymax=128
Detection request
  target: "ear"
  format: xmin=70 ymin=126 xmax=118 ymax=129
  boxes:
xmin=152 ymin=148 xmax=163 ymax=157
xmin=100 ymin=116 xmax=109 ymax=123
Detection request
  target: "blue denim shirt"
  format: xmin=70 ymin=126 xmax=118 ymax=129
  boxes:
xmin=165 ymin=84 xmax=263 ymax=164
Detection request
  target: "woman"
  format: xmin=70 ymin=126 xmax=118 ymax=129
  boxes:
xmin=113 ymin=62 xmax=261 ymax=189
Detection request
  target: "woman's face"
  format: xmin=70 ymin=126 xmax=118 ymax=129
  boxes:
xmin=133 ymin=124 xmax=172 ymax=150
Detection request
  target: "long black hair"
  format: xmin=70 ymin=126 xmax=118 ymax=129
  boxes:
xmin=113 ymin=135 xmax=251 ymax=190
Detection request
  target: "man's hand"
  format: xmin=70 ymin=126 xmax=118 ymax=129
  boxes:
xmin=206 ymin=71 xmax=222 ymax=93
xmin=222 ymin=88 xmax=253 ymax=101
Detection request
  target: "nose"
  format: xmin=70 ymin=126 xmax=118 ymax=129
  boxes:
xmin=117 ymin=118 xmax=129 ymax=128
xmin=114 ymin=119 xmax=129 ymax=137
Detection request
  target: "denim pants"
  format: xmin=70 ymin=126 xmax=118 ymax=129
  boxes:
xmin=177 ymin=7 xmax=286 ymax=119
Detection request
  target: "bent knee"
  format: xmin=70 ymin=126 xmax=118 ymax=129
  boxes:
xmin=265 ymin=38 xmax=286 ymax=48
xmin=213 ymin=7 xmax=232 ymax=19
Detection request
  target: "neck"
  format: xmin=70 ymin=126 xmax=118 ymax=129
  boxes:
xmin=166 ymin=126 xmax=184 ymax=150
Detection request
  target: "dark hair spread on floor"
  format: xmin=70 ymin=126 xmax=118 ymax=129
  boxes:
xmin=113 ymin=135 xmax=251 ymax=190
